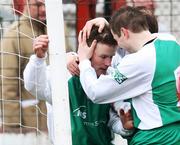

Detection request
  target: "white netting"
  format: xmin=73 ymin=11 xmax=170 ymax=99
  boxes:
xmin=0 ymin=0 xmax=77 ymax=144
xmin=0 ymin=0 xmax=50 ymax=145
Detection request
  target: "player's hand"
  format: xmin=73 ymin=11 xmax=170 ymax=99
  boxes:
xmin=119 ymin=109 xmax=134 ymax=130
xmin=78 ymin=30 xmax=97 ymax=61
xmin=82 ymin=17 xmax=109 ymax=39
xmin=67 ymin=52 xmax=80 ymax=76
xmin=33 ymin=35 xmax=49 ymax=58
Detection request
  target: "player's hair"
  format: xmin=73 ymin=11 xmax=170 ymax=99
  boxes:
xmin=136 ymin=6 xmax=158 ymax=33
xmin=110 ymin=6 xmax=149 ymax=37
xmin=86 ymin=25 xmax=117 ymax=47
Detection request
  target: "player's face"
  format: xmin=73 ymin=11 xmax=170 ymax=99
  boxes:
xmin=28 ymin=0 xmax=46 ymax=22
xmin=111 ymin=29 xmax=131 ymax=52
xmin=91 ymin=43 xmax=116 ymax=77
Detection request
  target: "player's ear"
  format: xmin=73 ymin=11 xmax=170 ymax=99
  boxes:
xmin=121 ymin=27 xmax=129 ymax=39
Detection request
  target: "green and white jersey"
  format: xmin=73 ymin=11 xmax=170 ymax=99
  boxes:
xmin=69 ymin=76 xmax=113 ymax=145
xmin=24 ymin=55 xmax=114 ymax=145
xmin=79 ymin=34 xmax=180 ymax=130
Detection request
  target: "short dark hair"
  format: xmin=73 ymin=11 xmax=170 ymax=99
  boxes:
xmin=86 ymin=25 xmax=117 ymax=47
xmin=136 ymin=6 xmax=158 ymax=33
xmin=110 ymin=6 xmax=149 ymax=37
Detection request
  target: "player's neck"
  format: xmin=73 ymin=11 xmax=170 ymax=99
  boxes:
xmin=129 ymin=31 xmax=155 ymax=53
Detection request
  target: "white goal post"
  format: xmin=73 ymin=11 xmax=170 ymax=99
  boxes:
xmin=45 ymin=0 xmax=72 ymax=145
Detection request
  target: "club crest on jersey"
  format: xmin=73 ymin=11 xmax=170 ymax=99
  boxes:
xmin=111 ymin=69 xmax=127 ymax=84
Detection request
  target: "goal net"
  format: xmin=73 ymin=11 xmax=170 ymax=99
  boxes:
xmin=0 ymin=0 xmax=75 ymax=145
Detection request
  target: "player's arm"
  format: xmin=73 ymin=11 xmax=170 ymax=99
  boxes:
xmin=67 ymin=18 xmax=109 ymax=76
xmin=24 ymin=35 xmax=52 ymax=104
xmin=82 ymin=17 xmax=109 ymax=38
xmin=78 ymin=31 xmax=152 ymax=103
xmin=66 ymin=52 xmax=80 ymax=76
xmin=108 ymin=108 xmax=134 ymax=137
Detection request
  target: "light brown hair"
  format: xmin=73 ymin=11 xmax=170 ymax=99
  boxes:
xmin=110 ymin=6 xmax=149 ymax=37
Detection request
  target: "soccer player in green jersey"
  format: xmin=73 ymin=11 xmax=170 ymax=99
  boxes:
xmin=24 ymin=26 xmax=133 ymax=145
xmin=78 ymin=6 xmax=180 ymax=145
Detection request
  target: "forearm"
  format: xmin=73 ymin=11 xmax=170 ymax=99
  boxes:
xmin=108 ymin=108 xmax=134 ymax=137
xmin=79 ymin=60 xmax=133 ymax=104
xmin=24 ymin=55 xmax=52 ymax=104
xmin=79 ymin=55 xmax=151 ymax=104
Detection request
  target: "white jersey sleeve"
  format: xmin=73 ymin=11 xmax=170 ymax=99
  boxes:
xmin=23 ymin=55 xmax=52 ymax=104
xmin=79 ymin=46 xmax=155 ymax=104
xmin=108 ymin=108 xmax=134 ymax=137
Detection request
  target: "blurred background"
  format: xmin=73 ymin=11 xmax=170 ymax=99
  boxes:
xmin=0 ymin=0 xmax=180 ymax=51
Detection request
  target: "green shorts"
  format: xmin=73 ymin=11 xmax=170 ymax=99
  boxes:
xmin=129 ymin=122 xmax=180 ymax=145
